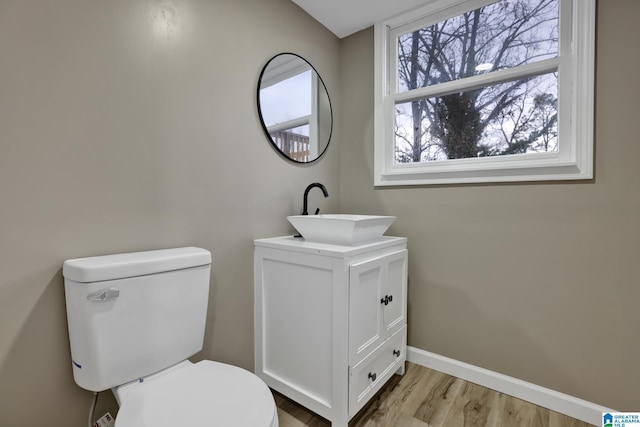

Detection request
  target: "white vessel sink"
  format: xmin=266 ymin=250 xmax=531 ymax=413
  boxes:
xmin=287 ymin=214 xmax=396 ymax=245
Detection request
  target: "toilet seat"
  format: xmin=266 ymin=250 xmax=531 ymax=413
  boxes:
xmin=114 ymin=360 xmax=278 ymax=427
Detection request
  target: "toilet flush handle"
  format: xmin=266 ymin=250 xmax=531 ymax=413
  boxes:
xmin=87 ymin=288 xmax=120 ymax=302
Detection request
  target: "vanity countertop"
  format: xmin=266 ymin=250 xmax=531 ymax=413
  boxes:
xmin=254 ymin=235 xmax=406 ymax=257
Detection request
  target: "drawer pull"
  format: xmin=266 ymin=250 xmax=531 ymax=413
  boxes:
xmin=368 ymin=372 xmax=377 ymax=382
xmin=393 ymin=349 xmax=401 ymax=357
xmin=380 ymin=295 xmax=393 ymax=305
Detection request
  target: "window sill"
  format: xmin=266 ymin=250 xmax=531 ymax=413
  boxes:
xmin=374 ymin=158 xmax=593 ymax=186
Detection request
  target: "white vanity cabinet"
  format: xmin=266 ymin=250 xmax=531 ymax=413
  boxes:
xmin=254 ymin=236 xmax=407 ymax=427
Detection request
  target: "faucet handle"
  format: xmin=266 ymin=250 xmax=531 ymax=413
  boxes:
xmin=314 ymin=208 xmax=320 ymax=215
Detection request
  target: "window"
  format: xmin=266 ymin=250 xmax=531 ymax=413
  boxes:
xmin=374 ymin=0 xmax=595 ymax=185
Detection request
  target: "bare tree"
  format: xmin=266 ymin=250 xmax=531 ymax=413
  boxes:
xmin=396 ymin=0 xmax=559 ymax=162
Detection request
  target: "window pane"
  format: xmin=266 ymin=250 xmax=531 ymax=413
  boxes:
xmin=394 ymin=72 xmax=557 ymax=163
xmin=397 ymin=0 xmax=558 ymax=92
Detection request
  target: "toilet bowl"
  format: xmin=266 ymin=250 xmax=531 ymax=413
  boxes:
xmin=62 ymin=247 xmax=278 ymax=427
xmin=113 ymin=361 xmax=278 ymax=427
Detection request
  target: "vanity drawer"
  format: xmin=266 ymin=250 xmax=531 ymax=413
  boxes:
xmin=348 ymin=326 xmax=406 ymax=417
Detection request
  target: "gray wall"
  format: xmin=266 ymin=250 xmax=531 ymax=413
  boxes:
xmin=0 ymin=0 xmax=339 ymax=425
xmin=2 ymin=0 xmax=637 ymax=424
xmin=338 ymin=0 xmax=639 ymax=411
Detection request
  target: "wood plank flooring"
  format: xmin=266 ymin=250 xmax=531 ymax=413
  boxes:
xmin=274 ymin=362 xmax=595 ymax=427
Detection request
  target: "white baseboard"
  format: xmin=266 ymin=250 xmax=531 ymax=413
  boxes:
xmin=407 ymin=346 xmax=612 ymax=426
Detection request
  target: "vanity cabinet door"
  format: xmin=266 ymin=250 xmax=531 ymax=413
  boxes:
xmin=348 ymin=250 xmax=408 ymax=366
xmin=381 ymin=250 xmax=408 ymax=338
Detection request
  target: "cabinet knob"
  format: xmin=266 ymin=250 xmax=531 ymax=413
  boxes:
xmin=368 ymin=372 xmax=377 ymax=382
xmin=393 ymin=349 xmax=401 ymax=357
xmin=380 ymin=295 xmax=394 ymax=305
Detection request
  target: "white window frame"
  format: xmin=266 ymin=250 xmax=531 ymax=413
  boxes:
xmin=373 ymin=0 xmax=595 ymax=186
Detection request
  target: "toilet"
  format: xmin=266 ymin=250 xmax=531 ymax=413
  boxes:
xmin=63 ymin=247 xmax=278 ymax=427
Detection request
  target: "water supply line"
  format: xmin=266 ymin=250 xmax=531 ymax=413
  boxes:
xmin=88 ymin=391 xmax=99 ymax=427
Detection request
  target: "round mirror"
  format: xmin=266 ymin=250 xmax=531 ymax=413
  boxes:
xmin=257 ymin=53 xmax=333 ymax=163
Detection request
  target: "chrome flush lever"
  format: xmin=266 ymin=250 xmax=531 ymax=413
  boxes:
xmin=87 ymin=288 xmax=120 ymax=301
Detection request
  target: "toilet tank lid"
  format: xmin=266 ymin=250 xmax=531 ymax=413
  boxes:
xmin=63 ymin=247 xmax=211 ymax=283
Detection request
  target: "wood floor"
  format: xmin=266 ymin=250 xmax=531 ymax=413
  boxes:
xmin=274 ymin=362 xmax=595 ymax=427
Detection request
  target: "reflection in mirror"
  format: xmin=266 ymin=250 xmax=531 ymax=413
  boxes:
xmin=257 ymin=53 xmax=333 ymax=163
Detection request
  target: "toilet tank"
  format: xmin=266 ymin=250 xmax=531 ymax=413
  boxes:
xmin=63 ymin=247 xmax=212 ymax=392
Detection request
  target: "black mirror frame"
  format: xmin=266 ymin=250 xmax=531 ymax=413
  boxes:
xmin=256 ymin=52 xmax=333 ymax=164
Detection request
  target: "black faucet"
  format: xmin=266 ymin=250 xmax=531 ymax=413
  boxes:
xmin=302 ymin=182 xmax=329 ymax=215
